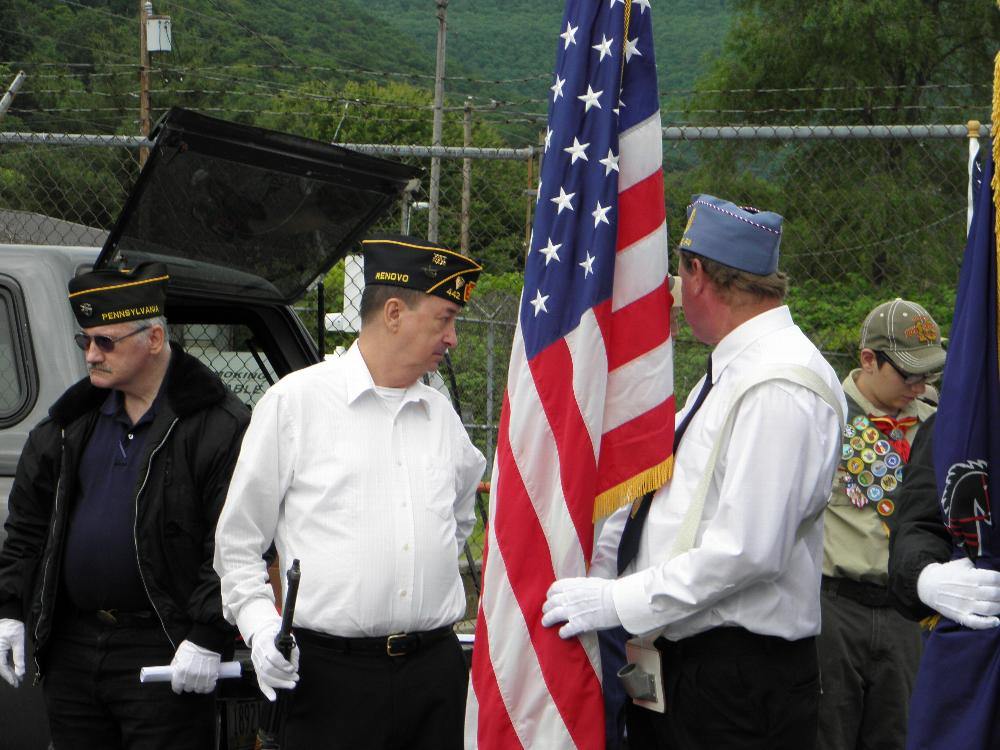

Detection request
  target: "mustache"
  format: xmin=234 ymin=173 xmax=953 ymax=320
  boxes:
xmin=88 ymin=366 xmax=113 ymax=374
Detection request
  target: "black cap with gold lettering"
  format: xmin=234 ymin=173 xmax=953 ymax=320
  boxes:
xmin=361 ymin=234 xmax=482 ymax=307
xmin=68 ymin=261 xmax=169 ymax=328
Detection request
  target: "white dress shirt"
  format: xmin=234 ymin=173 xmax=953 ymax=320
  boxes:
xmin=599 ymin=305 xmax=845 ymax=641
xmin=214 ymin=342 xmax=487 ymax=641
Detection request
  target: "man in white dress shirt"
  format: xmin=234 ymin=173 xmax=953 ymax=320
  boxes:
xmin=213 ymin=234 xmax=487 ymax=750
xmin=542 ymin=195 xmax=846 ymax=749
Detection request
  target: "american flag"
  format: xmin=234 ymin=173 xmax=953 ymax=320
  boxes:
xmin=467 ymin=1 xmax=673 ymax=747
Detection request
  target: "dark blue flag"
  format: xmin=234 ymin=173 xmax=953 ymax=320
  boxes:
xmin=907 ymin=141 xmax=1000 ymax=749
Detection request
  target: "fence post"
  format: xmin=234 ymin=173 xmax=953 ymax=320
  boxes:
xmin=428 ymin=0 xmax=448 ymax=243
xmin=461 ymin=97 xmax=472 ymax=254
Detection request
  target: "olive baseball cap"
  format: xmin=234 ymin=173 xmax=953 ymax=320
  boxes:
xmin=860 ymin=298 xmax=946 ymax=374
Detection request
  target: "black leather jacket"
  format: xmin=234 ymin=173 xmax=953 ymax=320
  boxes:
xmin=0 ymin=344 xmax=250 ymax=679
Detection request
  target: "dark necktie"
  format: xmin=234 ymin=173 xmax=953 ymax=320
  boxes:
xmin=616 ymin=355 xmax=715 ymax=574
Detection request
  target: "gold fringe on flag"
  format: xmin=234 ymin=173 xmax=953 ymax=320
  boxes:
xmin=993 ymin=51 xmax=1000 ymax=382
xmin=592 ymin=455 xmax=673 ymax=522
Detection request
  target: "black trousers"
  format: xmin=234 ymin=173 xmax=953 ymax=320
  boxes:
xmin=280 ymin=628 xmax=468 ymax=750
xmin=625 ymin=628 xmax=820 ymax=750
xmin=42 ymin=610 xmax=216 ymax=750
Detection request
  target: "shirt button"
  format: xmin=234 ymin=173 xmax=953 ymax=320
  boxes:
xmin=399 ymin=590 xmax=407 ymax=598
xmin=402 ymin=544 xmax=410 ymax=551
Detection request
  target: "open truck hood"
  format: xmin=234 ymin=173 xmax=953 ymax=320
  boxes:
xmin=95 ymin=107 xmax=421 ymax=305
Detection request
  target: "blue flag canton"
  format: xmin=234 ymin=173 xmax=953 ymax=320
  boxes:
xmin=521 ymin=0 xmax=659 ymax=360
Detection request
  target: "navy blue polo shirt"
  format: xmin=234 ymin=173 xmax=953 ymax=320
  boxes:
xmin=63 ymin=390 xmax=162 ymax=612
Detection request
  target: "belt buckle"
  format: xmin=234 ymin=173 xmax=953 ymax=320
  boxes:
xmin=96 ymin=609 xmax=118 ymax=626
xmin=386 ymin=633 xmax=410 ymax=657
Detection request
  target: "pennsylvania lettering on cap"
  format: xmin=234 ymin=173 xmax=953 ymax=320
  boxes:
xmin=67 ymin=261 xmax=169 ymax=328
xmin=361 ymin=234 xmax=483 ymax=307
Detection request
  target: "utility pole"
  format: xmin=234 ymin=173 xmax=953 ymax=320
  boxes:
xmin=428 ymin=0 xmax=447 ymax=243
xmin=0 ymin=71 xmax=26 ymax=121
xmin=139 ymin=0 xmax=152 ymax=166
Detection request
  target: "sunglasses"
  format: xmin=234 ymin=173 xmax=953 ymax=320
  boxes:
xmin=74 ymin=325 xmax=150 ymax=353
xmin=875 ymin=351 xmax=940 ymax=386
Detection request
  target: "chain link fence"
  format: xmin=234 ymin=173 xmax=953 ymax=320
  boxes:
xmin=0 ymin=124 xmax=984 ymax=627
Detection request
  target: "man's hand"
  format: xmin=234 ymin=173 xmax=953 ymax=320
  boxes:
xmin=250 ymin=620 xmax=299 ymax=702
xmin=0 ymin=619 xmax=26 ymax=688
xmin=541 ymin=577 xmax=621 ymax=639
xmin=169 ymin=640 xmax=222 ymax=694
xmin=917 ymin=558 xmax=1000 ymax=630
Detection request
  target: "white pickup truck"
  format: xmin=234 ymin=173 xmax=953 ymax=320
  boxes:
xmin=0 ymin=107 xmax=419 ymax=750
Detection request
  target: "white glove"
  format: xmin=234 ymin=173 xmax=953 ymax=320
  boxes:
xmin=0 ymin=618 xmax=26 ymax=688
xmin=541 ymin=577 xmax=621 ymax=639
xmin=250 ymin=620 xmax=300 ymax=702
xmin=917 ymin=558 xmax=1000 ymax=630
xmin=169 ymin=640 xmax=222 ymax=695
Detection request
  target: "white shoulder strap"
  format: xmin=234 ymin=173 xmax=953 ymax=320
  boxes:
xmin=668 ymin=364 xmax=845 ymax=559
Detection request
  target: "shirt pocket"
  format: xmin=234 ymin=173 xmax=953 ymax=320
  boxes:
xmin=419 ymin=464 xmax=455 ymax=520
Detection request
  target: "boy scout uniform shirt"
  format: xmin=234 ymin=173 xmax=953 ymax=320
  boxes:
xmin=822 ymin=370 xmax=934 ymax=586
xmin=606 ymin=306 xmax=845 ymax=640
xmin=213 ymin=341 xmax=487 ymax=641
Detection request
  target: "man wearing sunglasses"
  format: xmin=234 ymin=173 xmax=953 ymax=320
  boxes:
xmin=0 ymin=262 xmax=249 ymax=749
xmin=817 ymin=298 xmax=945 ymax=750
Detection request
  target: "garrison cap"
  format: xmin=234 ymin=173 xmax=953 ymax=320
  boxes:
xmin=68 ymin=261 xmax=169 ymax=328
xmin=361 ymin=234 xmax=482 ymax=307
xmin=679 ymin=194 xmax=783 ymax=275
xmin=860 ymin=298 xmax=946 ymax=375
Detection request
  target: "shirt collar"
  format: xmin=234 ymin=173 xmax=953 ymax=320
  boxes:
xmin=100 ymin=387 xmax=162 ymax=428
xmin=710 ymin=305 xmax=794 ymax=383
xmin=343 ymin=341 xmax=432 ymax=416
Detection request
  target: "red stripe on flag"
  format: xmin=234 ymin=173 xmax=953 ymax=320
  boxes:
xmin=616 ymin=168 xmax=665 ymax=251
xmin=470 ymin=605 xmax=523 ymax=748
xmin=597 ymin=395 xmax=676 ymax=496
xmin=606 ymin=282 xmax=672 ymax=371
xmin=527 ymin=340 xmax=599 ymax=559
xmin=489 ymin=392 xmax=606 ymax=748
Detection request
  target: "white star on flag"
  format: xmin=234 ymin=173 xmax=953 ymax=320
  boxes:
xmin=592 ymin=201 xmax=611 ymax=227
xmin=563 ymin=137 xmax=590 ymax=163
xmin=530 ymin=289 xmax=549 ymax=316
xmin=551 ymin=187 xmax=575 ymax=214
xmin=560 ymin=22 xmax=578 ymax=49
xmin=578 ymin=85 xmax=603 ymax=112
xmin=633 ymin=0 xmax=651 ymax=13
xmin=625 ymin=36 xmax=642 ymax=62
xmin=579 ymin=252 xmax=596 ymax=277
xmin=539 ymin=238 xmax=562 ymax=265
xmin=592 ymin=34 xmax=613 ymax=61
xmin=545 ymin=127 xmax=554 ymax=151
xmin=599 ymin=148 xmax=620 ymax=176
xmin=551 ymin=74 xmax=566 ymax=101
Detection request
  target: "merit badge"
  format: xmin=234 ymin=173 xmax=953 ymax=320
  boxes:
xmin=871 ymin=460 xmax=887 ymax=478
xmin=889 ymin=428 xmax=904 ymax=441
xmin=881 ymin=475 xmax=898 ymax=492
xmin=894 ymin=466 xmax=904 ymax=483
xmin=858 ymin=470 xmax=875 ymax=488
xmin=846 ymin=481 xmax=867 ymax=508
xmin=843 ymin=425 xmax=857 ymax=439
xmin=867 ymin=485 xmax=884 ymax=502
xmin=862 ymin=427 xmax=880 ymax=444
xmin=846 ymin=457 xmax=865 ymax=474
xmin=842 ymin=444 xmax=855 ymax=460
xmin=861 ymin=448 xmax=877 ymax=464
xmin=852 ymin=415 xmax=870 ymax=430
xmin=850 ymin=436 xmax=866 ymax=452
xmin=874 ymin=440 xmax=890 ymax=456
xmin=877 ymin=498 xmax=895 ymax=517
xmin=884 ymin=452 xmax=901 ymax=470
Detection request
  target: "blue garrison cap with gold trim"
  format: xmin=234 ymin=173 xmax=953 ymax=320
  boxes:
xmin=678 ymin=194 xmax=783 ymax=275
xmin=361 ymin=234 xmax=482 ymax=307
xmin=68 ymin=261 xmax=169 ymax=328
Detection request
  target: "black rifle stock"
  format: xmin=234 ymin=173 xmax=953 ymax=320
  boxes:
xmin=274 ymin=559 xmax=301 ymax=659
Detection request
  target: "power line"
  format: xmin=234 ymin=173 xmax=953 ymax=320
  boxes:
xmin=52 ymin=0 xmax=134 ymax=22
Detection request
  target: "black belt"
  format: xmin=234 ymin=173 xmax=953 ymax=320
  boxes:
xmin=81 ymin=609 xmax=158 ymax=628
xmin=654 ymin=627 xmax=816 ymax=660
xmin=822 ymin=575 xmax=891 ymax=607
xmin=295 ymin=626 xmax=454 ymax=657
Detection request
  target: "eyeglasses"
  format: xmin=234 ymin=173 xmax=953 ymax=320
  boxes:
xmin=74 ymin=325 xmax=150 ymax=353
xmin=875 ymin=351 xmax=940 ymax=386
